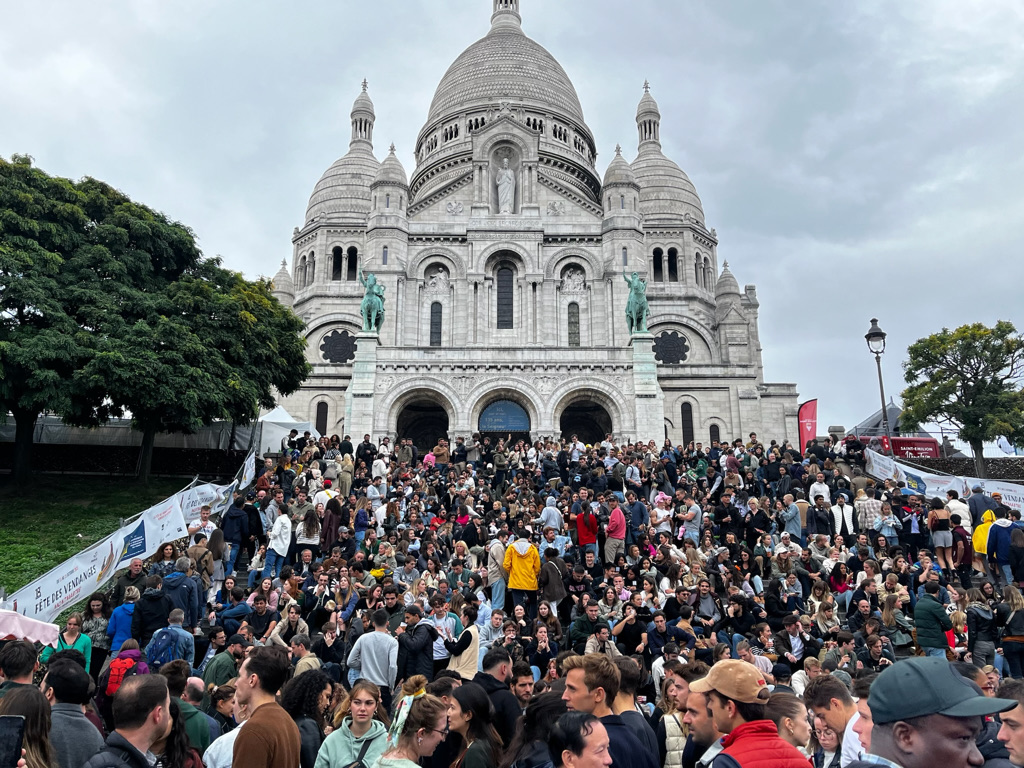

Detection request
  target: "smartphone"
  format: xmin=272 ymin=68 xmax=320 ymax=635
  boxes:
xmin=0 ymin=715 xmax=25 ymax=768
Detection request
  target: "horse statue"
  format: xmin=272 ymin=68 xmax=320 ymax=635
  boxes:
xmin=359 ymin=270 xmax=386 ymax=333
xmin=623 ymin=271 xmax=649 ymax=335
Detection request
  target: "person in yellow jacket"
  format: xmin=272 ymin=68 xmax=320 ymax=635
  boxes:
xmin=503 ymin=536 xmax=540 ymax=620
xmin=973 ymin=508 xmax=998 ymax=578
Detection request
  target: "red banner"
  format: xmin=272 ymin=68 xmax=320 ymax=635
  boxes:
xmin=798 ymin=399 xmax=818 ymax=452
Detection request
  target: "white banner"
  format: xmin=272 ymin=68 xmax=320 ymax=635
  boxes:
xmin=864 ymin=448 xmax=1024 ymax=513
xmin=239 ymin=450 xmax=256 ymax=490
xmin=177 ymin=482 xmax=234 ymax=524
xmin=1 ymin=495 xmax=188 ymax=623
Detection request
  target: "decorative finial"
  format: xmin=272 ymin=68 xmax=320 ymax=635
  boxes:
xmin=643 ymin=80 xmax=650 ymax=93
xmin=723 ymin=261 xmax=729 ymax=269
xmin=615 ymin=144 xmax=622 ymax=156
xmin=281 ymin=259 xmax=287 ymax=267
xmin=361 ymin=79 xmax=368 ymax=92
xmin=389 ymin=143 xmax=396 ymax=154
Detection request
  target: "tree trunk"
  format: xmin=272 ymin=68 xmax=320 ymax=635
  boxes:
xmin=970 ymin=439 xmax=987 ymax=479
xmin=137 ymin=424 xmax=158 ymax=483
xmin=11 ymin=408 xmax=37 ymax=483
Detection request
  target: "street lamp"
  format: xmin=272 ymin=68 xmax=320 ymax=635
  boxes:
xmin=865 ymin=318 xmax=893 ymax=454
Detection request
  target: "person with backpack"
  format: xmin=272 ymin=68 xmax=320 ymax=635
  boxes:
xmin=146 ymin=609 xmax=195 ymax=670
xmin=107 ymin=586 xmax=140 ymax=655
xmin=161 ymin=557 xmax=202 ymax=632
xmin=96 ymin=640 xmax=150 ymax=732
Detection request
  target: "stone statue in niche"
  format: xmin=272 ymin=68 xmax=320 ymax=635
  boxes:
xmin=496 ymin=157 xmax=516 ymax=213
xmin=426 ymin=267 xmax=450 ymax=293
xmin=561 ymin=268 xmax=586 ymax=293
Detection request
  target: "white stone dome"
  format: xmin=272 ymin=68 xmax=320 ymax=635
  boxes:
xmin=632 ymin=151 xmax=704 ymax=222
xmin=425 ymin=13 xmax=589 ymax=135
xmin=271 ymin=259 xmax=294 ymax=302
xmin=715 ymin=262 xmax=741 ymax=297
xmin=305 ymin=148 xmax=380 ymax=222
xmin=372 ymin=145 xmax=409 ymax=188
xmin=603 ymin=145 xmax=637 ymax=187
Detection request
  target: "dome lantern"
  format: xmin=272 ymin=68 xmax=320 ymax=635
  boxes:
xmin=350 ymin=79 xmax=375 ymax=148
xmin=491 ymin=0 xmax=521 ymax=30
xmin=636 ymin=80 xmax=661 ymax=149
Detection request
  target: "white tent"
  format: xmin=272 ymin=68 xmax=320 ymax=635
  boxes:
xmin=257 ymin=406 xmax=320 ymax=457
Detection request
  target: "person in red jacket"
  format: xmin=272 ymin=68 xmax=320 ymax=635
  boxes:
xmin=605 ymin=497 xmax=627 ymax=564
xmin=689 ymin=659 xmax=809 ymax=768
xmin=573 ymin=489 xmax=600 ymax=561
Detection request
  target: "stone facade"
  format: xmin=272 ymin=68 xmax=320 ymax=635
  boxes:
xmin=272 ymin=0 xmax=798 ymax=448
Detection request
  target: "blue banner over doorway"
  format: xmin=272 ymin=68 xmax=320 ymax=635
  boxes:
xmin=479 ymin=400 xmax=530 ymax=432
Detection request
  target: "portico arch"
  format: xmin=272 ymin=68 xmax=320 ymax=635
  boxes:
xmin=389 ymin=387 xmax=457 ymax=453
xmin=551 ymin=387 xmax=622 ymax=444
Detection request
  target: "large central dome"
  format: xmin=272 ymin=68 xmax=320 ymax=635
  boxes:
xmin=425 ymin=6 xmax=587 ymax=129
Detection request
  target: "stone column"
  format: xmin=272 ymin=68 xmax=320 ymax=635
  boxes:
xmin=630 ymin=332 xmax=665 ymax=442
xmin=344 ymin=333 xmax=380 ymax=440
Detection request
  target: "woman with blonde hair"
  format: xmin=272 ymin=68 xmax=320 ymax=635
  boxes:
xmin=404 ymin=578 xmax=431 ymax=610
xmin=375 ymin=676 xmax=449 ymax=767
xmin=316 ymin=680 xmax=390 ymax=768
xmin=880 ymin=593 xmax=914 ymax=648
xmin=998 ymin=585 xmax=1024 ymax=678
xmin=338 ymin=454 xmax=355 ymax=497
xmin=40 ymin=612 xmax=92 ymax=674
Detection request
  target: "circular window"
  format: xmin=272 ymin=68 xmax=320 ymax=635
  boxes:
xmin=654 ymin=331 xmax=690 ymax=365
xmin=320 ymin=330 xmax=356 ymax=364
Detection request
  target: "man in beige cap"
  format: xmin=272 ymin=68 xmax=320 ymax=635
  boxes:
xmin=688 ymin=659 xmax=810 ymax=768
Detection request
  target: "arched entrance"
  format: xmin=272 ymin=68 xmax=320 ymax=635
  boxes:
xmin=396 ymin=399 xmax=450 ymax=454
xmin=559 ymin=401 xmax=613 ymax=444
xmin=478 ymin=399 xmax=531 ymax=446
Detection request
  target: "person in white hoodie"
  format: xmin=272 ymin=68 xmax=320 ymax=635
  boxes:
xmin=533 ymin=497 xmax=563 ymax=533
xmin=263 ymin=505 xmax=291 ymax=579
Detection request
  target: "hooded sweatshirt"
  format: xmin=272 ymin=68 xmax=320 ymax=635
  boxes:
xmin=313 ymin=718 xmax=387 ymax=768
xmin=537 ymin=499 xmax=562 ymax=532
xmin=221 ymin=504 xmax=250 ymax=544
xmin=131 ymin=587 xmax=173 ymax=648
xmin=503 ymin=539 xmax=540 ymax=591
xmin=988 ymin=518 xmax=1020 ymax=566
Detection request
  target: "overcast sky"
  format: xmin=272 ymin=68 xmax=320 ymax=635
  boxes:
xmin=3 ymin=0 xmax=1022 ymax=438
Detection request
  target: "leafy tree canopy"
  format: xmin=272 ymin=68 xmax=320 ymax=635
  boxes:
xmin=901 ymin=320 xmax=1024 ymax=477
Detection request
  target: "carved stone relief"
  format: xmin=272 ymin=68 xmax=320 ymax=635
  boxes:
xmin=445 ymin=201 xmax=464 ymax=215
xmin=560 ymin=267 xmax=586 ymax=294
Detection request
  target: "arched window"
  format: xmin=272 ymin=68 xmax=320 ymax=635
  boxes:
xmin=652 ymin=248 xmax=664 ymax=282
xmin=346 ymin=247 xmax=358 ymax=281
xmin=382 ymin=246 xmax=389 ymax=265
xmin=710 ymin=424 xmax=721 ymax=444
xmin=385 ymin=193 xmax=391 ymax=209
xmin=695 ymin=254 xmax=703 ymax=288
xmin=331 ymin=248 xmax=343 ymax=281
xmin=496 ymin=265 xmax=514 ymax=329
xmin=430 ymin=302 xmax=442 ymax=347
xmin=568 ymin=302 xmax=580 ymax=347
xmin=622 ymin=247 xmax=628 ymax=267
xmin=298 ymin=256 xmax=307 ymax=288
xmin=681 ymin=403 xmax=694 ymax=446
xmin=667 ymin=248 xmax=679 ymax=282
xmin=620 ymin=194 xmax=625 ymax=210
xmin=315 ymin=402 xmax=328 ymax=436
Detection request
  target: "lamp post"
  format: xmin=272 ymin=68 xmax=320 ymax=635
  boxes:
xmin=865 ymin=318 xmax=893 ymax=454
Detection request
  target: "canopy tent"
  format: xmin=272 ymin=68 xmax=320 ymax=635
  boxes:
xmin=257 ymin=406 xmax=320 ymax=457
xmin=0 ymin=609 xmax=59 ymax=646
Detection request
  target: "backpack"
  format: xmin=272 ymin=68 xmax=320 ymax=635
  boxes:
xmin=104 ymin=656 xmax=139 ymax=696
xmin=147 ymin=627 xmax=177 ymax=670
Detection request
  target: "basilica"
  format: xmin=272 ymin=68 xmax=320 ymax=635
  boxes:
xmin=271 ymin=0 xmax=798 ymax=449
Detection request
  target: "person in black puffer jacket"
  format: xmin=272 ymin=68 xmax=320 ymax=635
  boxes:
xmin=130 ymin=576 xmax=173 ymax=649
xmin=967 ymin=588 xmax=1000 ymax=668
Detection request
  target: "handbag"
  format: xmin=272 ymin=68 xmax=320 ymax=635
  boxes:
xmin=1000 ymin=610 xmax=1017 ymax=641
xmin=341 ymin=733 xmax=379 ymax=768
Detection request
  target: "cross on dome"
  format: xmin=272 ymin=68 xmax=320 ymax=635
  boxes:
xmin=389 ymin=143 xmax=396 ymax=154
xmin=615 ymin=144 xmax=622 ymax=156
xmin=361 ymin=79 xmax=368 ymax=92
xmin=643 ymin=80 xmax=650 ymax=93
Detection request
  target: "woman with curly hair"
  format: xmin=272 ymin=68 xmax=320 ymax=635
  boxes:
xmin=281 ymin=669 xmax=334 ymax=768
xmin=82 ymin=591 xmax=112 ymax=682
xmin=150 ymin=542 xmax=179 ymax=578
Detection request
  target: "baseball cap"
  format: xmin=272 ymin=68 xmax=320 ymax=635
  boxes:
xmin=227 ymin=633 xmax=253 ymax=647
xmin=869 ymin=657 xmax=1016 ymax=724
xmin=688 ymin=659 xmax=768 ymax=705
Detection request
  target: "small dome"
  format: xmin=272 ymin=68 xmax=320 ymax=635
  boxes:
xmin=636 ymin=83 xmax=660 ymax=119
xmin=305 ymin=147 xmax=380 ymax=222
xmin=352 ymin=81 xmax=375 ymax=118
xmin=372 ymin=144 xmax=409 ymax=188
xmin=631 ymin=150 xmax=704 ymax=223
xmin=603 ymin=145 xmax=637 ymax=187
xmin=271 ymin=259 xmax=294 ymax=301
xmin=715 ymin=262 xmax=741 ymax=297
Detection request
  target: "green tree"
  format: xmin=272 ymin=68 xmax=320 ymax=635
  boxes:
xmin=901 ymin=321 xmax=1024 ymax=477
xmin=1 ymin=156 xmax=309 ymax=482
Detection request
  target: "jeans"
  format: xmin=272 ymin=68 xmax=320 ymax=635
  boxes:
xmin=924 ymin=647 xmax=948 ymax=658
xmin=225 ymin=543 xmax=240 ymax=577
xmin=491 ymin=578 xmax=506 ymax=611
xmin=973 ymin=640 xmax=996 ymax=668
xmin=510 ymin=588 xmax=537 ymax=620
xmin=580 ymin=542 xmax=598 ymax=560
xmin=262 ymin=549 xmax=286 ymax=579
xmin=1002 ymin=564 xmax=1015 ymax=587
xmin=1004 ymin=641 xmax=1024 ymax=679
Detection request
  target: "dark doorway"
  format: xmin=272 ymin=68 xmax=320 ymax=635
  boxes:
xmin=396 ymin=401 xmax=449 ymax=454
xmin=559 ymin=401 xmax=612 ymax=444
xmin=315 ymin=402 xmax=329 ymax=436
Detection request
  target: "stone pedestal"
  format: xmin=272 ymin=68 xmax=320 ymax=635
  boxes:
xmin=344 ymin=332 xmax=380 ymax=439
xmin=629 ymin=332 xmax=665 ymax=442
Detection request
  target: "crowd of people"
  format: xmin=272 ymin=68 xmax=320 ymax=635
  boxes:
xmin=3 ymin=428 xmax=1024 ymax=768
